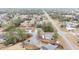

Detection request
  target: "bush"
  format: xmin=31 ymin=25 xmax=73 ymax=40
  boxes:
xmin=52 ymin=32 xmax=58 ymax=40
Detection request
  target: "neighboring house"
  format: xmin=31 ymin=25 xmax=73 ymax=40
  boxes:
xmin=20 ymin=20 xmax=35 ymax=34
xmin=40 ymin=44 xmax=58 ymax=50
xmin=66 ymin=22 xmax=78 ymax=31
xmin=20 ymin=15 xmax=31 ymax=21
xmin=41 ymin=32 xmax=53 ymax=40
xmin=36 ymin=21 xmax=43 ymax=25
xmin=0 ymin=34 xmax=5 ymax=43
xmin=72 ymin=16 xmax=78 ymax=21
xmin=66 ymin=25 xmax=75 ymax=31
xmin=20 ymin=15 xmax=28 ymax=19
xmin=23 ymin=43 xmax=40 ymax=50
xmin=20 ymin=21 xmax=29 ymax=27
xmin=30 ymin=18 xmax=35 ymax=25
xmin=62 ymin=15 xmax=73 ymax=18
xmin=23 ymin=30 xmax=39 ymax=45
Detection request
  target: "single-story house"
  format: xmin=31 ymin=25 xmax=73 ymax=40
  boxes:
xmin=20 ymin=15 xmax=31 ymax=21
xmin=20 ymin=21 xmax=29 ymax=27
xmin=23 ymin=44 xmax=40 ymax=50
xmin=40 ymin=44 xmax=58 ymax=50
xmin=62 ymin=15 xmax=73 ymax=18
xmin=20 ymin=21 xmax=35 ymax=33
xmin=23 ymin=38 xmax=40 ymax=50
xmin=23 ymin=35 xmax=39 ymax=45
xmin=41 ymin=32 xmax=53 ymax=40
xmin=66 ymin=22 xmax=78 ymax=31
xmin=0 ymin=34 xmax=5 ymax=43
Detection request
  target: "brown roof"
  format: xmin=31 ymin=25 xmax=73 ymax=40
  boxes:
xmin=24 ymin=44 xmax=40 ymax=50
xmin=40 ymin=39 xmax=56 ymax=44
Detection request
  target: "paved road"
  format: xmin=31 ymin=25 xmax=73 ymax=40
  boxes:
xmin=43 ymin=10 xmax=78 ymax=50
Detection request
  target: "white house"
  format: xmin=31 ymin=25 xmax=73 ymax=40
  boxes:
xmin=41 ymin=32 xmax=53 ymax=40
xmin=66 ymin=22 xmax=78 ymax=31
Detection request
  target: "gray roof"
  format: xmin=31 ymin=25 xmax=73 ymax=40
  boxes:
xmin=41 ymin=44 xmax=58 ymax=50
xmin=0 ymin=34 xmax=5 ymax=39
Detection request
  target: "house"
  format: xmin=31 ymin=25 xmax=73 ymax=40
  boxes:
xmin=33 ymin=14 xmax=42 ymax=21
xmin=39 ymin=32 xmax=55 ymax=44
xmin=20 ymin=20 xmax=35 ymax=31
xmin=40 ymin=44 xmax=58 ymax=50
xmin=72 ymin=16 xmax=78 ymax=21
xmin=66 ymin=25 xmax=75 ymax=31
xmin=23 ymin=44 xmax=40 ymax=50
xmin=20 ymin=15 xmax=28 ymax=19
xmin=20 ymin=15 xmax=31 ymax=21
xmin=0 ymin=13 xmax=10 ymax=23
xmin=20 ymin=21 xmax=29 ymax=27
xmin=0 ymin=34 xmax=5 ymax=43
xmin=41 ymin=32 xmax=53 ymax=40
xmin=24 ymin=34 xmax=40 ymax=45
xmin=62 ymin=15 xmax=73 ymax=18
xmin=23 ymin=37 xmax=40 ymax=50
xmin=66 ymin=22 xmax=78 ymax=31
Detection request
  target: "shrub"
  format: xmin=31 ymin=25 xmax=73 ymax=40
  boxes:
xmin=52 ymin=32 xmax=58 ymax=40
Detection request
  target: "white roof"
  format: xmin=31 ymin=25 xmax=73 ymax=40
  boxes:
xmin=42 ymin=33 xmax=52 ymax=40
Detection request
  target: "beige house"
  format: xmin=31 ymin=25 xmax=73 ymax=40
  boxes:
xmin=20 ymin=21 xmax=35 ymax=33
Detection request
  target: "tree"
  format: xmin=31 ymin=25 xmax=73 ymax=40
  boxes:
xmin=13 ymin=17 xmax=23 ymax=27
xmin=4 ymin=32 xmax=17 ymax=45
xmin=42 ymin=22 xmax=54 ymax=32
xmin=51 ymin=32 xmax=58 ymax=40
xmin=9 ymin=27 xmax=27 ymax=41
xmin=14 ymin=28 xmax=26 ymax=41
xmin=4 ymin=28 xmax=27 ymax=45
xmin=64 ymin=17 xmax=71 ymax=22
xmin=3 ymin=21 xmax=15 ymax=31
xmin=36 ymin=23 xmax=42 ymax=28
